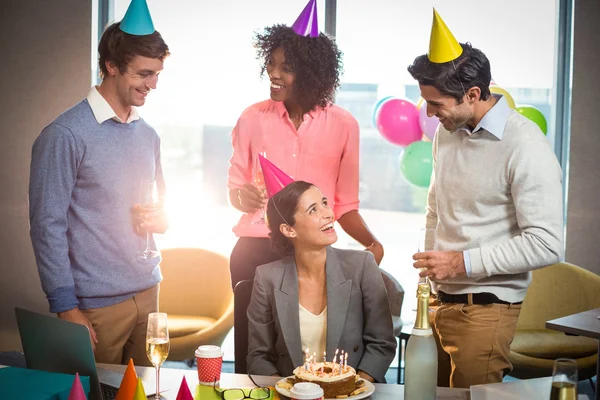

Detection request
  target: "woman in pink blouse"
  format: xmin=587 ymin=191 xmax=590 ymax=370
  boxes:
xmin=227 ymin=23 xmax=383 ymax=289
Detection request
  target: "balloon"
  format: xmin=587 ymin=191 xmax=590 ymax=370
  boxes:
xmin=371 ymin=96 xmax=394 ymax=128
xmin=418 ymin=101 xmax=439 ymax=141
xmin=376 ymin=98 xmax=422 ymax=147
xmin=490 ymin=85 xmax=516 ymax=109
xmin=516 ymin=105 xmax=548 ymax=135
xmin=400 ymin=141 xmax=433 ymax=188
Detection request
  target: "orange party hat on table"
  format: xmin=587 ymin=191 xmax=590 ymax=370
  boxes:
xmin=115 ymin=359 xmax=138 ymax=400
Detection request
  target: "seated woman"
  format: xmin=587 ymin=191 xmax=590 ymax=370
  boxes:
xmin=246 ymin=181 xmax=396 ymax=383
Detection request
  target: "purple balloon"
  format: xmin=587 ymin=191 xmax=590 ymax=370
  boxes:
xmin=419 ymin=103 xmax=439 ymax=141
xmin=376 ymin=98 xmax=421 ymax=147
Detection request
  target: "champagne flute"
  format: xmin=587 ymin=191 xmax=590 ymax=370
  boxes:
xmin=251 ymin=152 xmax=267 ymax=224
xmin=417 ymin=228 xmax=435 ymax=284
xmin=550 ymin=358 xmax=578 ymax=400
xmin=146 ymin=312 xmax=170 ymax=400
xmin=138 ymin=180 xmax=160 ymax=260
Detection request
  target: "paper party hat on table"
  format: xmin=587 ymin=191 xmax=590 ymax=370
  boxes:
xmin=67 ymin=373 xmax=87 ymax=400
xmin=175 ymin=376 xmax=194 ymax=400
xmin=115 ymin=359 xmax=138 ymax=400
xmin=428 ymin=8 xmax=462 ymax=63
xmin=133 ymin=378 xmax=147 ymax=400
xmin=258 ymin=154 xmax=294 ymax=198
xmin=292 ymin=0 xmax=319 ymax=37
xmin=120 ymin=0 xmax=155 ymax=35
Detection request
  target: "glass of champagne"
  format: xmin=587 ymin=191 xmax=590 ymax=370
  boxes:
xmin=417 ymin=228 xmax=435 ymax=284
xmin=138 ymin=180 xmax=161 ymax=260
xmin=146 ymin=312 xmax=170 ymax=400
xmin=550 ymin=358 xmax=577 ymax=400
xmin=251 ymin=151 xmax=267 ymax=224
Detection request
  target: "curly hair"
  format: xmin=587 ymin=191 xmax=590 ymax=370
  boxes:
xmin=407 ymin=43 xmax=491 ymax=103
xmin=254 ymin=24 xmax=343 ymax=111
xmin=267 ymin=181 xmax=314 ymax=256
xmin=98 ymin=22 xmax=170 ymax=79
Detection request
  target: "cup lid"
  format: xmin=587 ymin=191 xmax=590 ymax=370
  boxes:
xmin=195 ymin=345 xmax=223 ymax=358
xmin=290 ymin=382 xmax=324 ymax=399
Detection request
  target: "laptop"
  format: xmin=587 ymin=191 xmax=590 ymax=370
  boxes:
xmin=15 ymin=307 xmax=157 ymax=400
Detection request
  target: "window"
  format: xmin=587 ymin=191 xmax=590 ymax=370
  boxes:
xmin=107 ymin=0 xmax=564 ymax=361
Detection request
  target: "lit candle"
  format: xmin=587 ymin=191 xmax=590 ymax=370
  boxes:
xmin=338 ymin=351 xmax=343 ymax=375
xmin=333 ymin=348 xmax=339 ymax=364
xmin=344 ymin=352 xmax=348 ymax=370
xmin=323 ymin=351 xmax=326 ymax=363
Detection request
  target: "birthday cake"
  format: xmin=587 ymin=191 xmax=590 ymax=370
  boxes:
xmin=292 ymin=361 xmax=357 ymax=398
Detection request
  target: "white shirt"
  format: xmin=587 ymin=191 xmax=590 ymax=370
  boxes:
xmin=86 ymin=86 xmax=140 ymax=124
xmin=299 ymin=304 xmax=327 ymax=361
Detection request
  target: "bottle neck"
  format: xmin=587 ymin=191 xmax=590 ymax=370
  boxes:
xmin=414 ymin=283 xmax=431 ymax=330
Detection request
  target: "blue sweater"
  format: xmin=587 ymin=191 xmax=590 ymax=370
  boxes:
xmin=29 ymin=100 xmax=164 ymax=313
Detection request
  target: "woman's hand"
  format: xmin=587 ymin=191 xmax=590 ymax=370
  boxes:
xmin=365 ymin=241 xmax=384 ymax=265
xmin=357 ymin=370 xmax=375 ymax=383
xmin=230 ymin=184 xmax=266 ymax=213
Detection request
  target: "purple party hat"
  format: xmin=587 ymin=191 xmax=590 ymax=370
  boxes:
xmin=291 ymin=0 xmax=319 ymax=37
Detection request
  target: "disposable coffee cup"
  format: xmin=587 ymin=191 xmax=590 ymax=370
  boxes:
xmin=195 ymin=345 xmax=224 ymax=385
xmin=290 ymin=382 xmax=324 ymax=400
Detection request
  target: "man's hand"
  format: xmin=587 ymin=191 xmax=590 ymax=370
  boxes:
xmin=358 ymin=370 xmax=375 ymax=383
xmin=57 ymin=308 xmax=98 ymax=352
xmin=237 ymin=184 xmax=267 ymax=212
xmin=365 ymin=242 xmax=384 ymax=265
xmin=412 ymin=250 xmax=466 ymax=280
xmin=132 ymin=202 xmax=168 ymax=237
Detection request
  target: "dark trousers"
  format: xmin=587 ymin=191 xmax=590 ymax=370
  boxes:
xmin=229 ymin=237 xmax=282 ymax=290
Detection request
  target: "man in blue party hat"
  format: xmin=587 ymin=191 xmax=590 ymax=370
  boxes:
xmin=29 ymin=0 xmax=170 ymax=366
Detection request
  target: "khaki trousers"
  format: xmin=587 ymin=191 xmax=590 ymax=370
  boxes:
xmin=428 ymin=296 xmax=521 ymax=388
xmin=81 ymin=285 xmax=159 ymax=367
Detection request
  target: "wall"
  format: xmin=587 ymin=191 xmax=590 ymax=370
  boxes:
xmin=0 ymin=0 xmax=91 ymax=350
xmin=565 ymin=0 xmax=600 ymax=274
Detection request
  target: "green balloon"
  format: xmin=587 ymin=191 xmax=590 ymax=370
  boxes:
xmin=400 ymin=141 xmax=433 ymax=188
xmin=516 ymin=105 xmax=547 ymax=135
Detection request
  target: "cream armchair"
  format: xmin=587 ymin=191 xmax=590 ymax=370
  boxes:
xmin=509 ymin=262 xmax=600 ymax=380
xmin=158 ymin=247 xmax=234 ymax=361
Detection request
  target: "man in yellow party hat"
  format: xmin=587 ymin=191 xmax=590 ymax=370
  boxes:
xmin=29 ymin=0 xmax=170 ymax=368
xmin=406 ymin=7 xmax=564 ymax=389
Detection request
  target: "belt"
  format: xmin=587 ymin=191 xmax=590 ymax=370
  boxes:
xmin=436 ymin=291 xmax=522 ymax=306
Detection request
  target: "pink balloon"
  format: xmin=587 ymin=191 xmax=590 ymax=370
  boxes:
xmin=418 ymin=102 xmax=439 ymax=141
xmin=376 ymin=98 xmax=421 ymax=147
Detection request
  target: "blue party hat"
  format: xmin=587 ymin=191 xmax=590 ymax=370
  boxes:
xmin=291 ymin=0 xmax=319 ymax=37
xmin=120 ymin=0 xmax=155 ymax=36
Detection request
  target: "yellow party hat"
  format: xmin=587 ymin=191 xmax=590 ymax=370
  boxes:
xmin=428 ymin=8 xmax=463 ymax=63
xmin=133 ymin=377 xmax=147 ymax=400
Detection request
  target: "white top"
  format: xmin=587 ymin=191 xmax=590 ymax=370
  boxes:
xmin=427 ymin=95 xmax=564 ymax=303
xmin=299 ymin=304 xmax=327 ymax=361
xmin=86 ymin=86 xmax=140 ymax=124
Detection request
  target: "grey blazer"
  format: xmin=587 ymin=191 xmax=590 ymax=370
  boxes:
xmin=246 ymin=246 xmax=397 ymax=383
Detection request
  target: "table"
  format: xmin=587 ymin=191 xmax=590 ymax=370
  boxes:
xmin=99 ymin=363 xmax=470 ymax=399
xmin=546 ymin=307 xmax=600 ymax=400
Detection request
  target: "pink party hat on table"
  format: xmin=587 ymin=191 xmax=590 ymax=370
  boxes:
xmin=133 ymin=377 xmax=147 ymax=400
xmin=67 ymin=373 xmax=86 ymax=400
xmin=175 ymin=376 xmax=194 ymax=400
xmin=292 ymin=0 xmax=319 ymax=37
xmin=258 ymin=154 xmax=294 ymax=198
